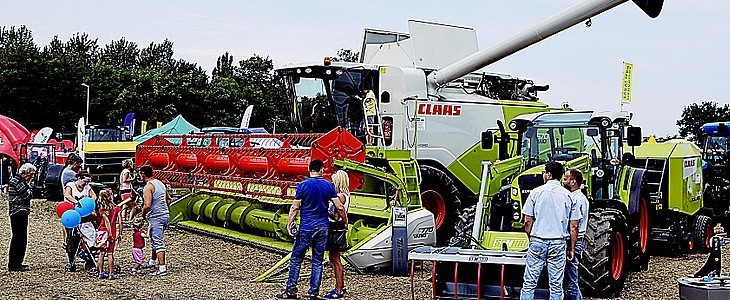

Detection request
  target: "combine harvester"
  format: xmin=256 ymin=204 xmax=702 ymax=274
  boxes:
xmin=137 ymin=0 xmax=664 ymax=278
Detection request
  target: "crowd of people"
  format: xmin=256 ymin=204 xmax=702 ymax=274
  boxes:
xmin=8 ymin=148 xmax=591 ymax=298
xmin=6 ymin=153 xmax=172 ymax=280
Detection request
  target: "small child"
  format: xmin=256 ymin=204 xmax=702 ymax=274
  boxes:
xmin=130 ymin=217 xmax=149 ymax=276
xmin=97 ymin=190 xmax=122 ymax=279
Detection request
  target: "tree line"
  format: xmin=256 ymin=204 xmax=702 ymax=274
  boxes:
xmin=0 ymin=25 xmax=297 ymax=134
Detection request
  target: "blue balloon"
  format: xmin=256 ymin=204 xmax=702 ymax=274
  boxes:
xmin=80 ymin=197 xmax=96 ymax=211
xmin=61 ymin=210 xmax=81 ymax=229
xmin=74 ymin=204 xmax=93 ymax=217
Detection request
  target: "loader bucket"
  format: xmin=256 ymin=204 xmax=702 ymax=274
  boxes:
xmin=410 ymin=246 xmax=552 ymax=299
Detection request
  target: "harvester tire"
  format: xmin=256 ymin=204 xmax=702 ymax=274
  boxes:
xmin=628 ymin=196 xmax=651 ymax=270
xmin=580 ymin=207 xmax=628 ymax=298
xmin=420 ymin=165 xmax=462 ymax=246
xmin=693 ymin=215 xmax=714 ymax=253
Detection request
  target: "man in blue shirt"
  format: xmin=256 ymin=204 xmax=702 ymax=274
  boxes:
xmin=562 ymin=169 xmax=589 ymax=300
xmin=520 ymin=161 xmax=580 ymax=300
xmin=277 ymin=159 xmax=342 ymax=300
xmin=61 ymin=153 xmax=83 ymax=191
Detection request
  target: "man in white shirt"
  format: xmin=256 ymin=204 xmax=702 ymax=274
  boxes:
xmin=520 ymin=161 xmax=580 ymax=300
xmin=563 ymin=169 xmax=589 ymax=300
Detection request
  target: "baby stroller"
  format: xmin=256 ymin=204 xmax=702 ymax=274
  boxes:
xmin=67 ymin=219 xmax=121 ymax=276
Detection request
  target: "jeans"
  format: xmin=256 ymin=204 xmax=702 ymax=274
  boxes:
xmin=564 ymin=239 xmax=584 ymax=300
xmin=520 ymin=237 xmax=567 ymax=300
xmin=286 ymin=226 xmax=328 ymax=296
xmin=8 ymin=211 xmax=28 ymax=268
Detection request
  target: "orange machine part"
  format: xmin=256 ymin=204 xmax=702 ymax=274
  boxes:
xmin=176 ymin=152 xmax=198 ymax=170
xmin=277 ymin=157 xmax=311 ymax=176
xmin=237 ymin=156 xmax=269 ymax=173
xmin=205 ymin=154 xmax=230 ymax=171
xmin=148 ymin=152 xmax=170 ymax=169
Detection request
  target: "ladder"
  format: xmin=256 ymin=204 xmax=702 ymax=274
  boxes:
xmin=362 ymin=91 xmax=384 ymax=145
xmin=643 ymin=158 xmax=667 ymax=201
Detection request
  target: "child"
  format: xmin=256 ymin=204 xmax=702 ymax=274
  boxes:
xmin=96 ymin=190 xmax=122 ymax=279
xmin=130 ymin=217 xmax=148 ymax=276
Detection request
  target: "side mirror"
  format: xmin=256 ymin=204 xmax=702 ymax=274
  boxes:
xmin=481 ymin=131 xmax=494 ymax=149
xmin=627 ymin=126 xmax=642 ymax=147
xmin=586 ymin=128 xmax=599 ymax=137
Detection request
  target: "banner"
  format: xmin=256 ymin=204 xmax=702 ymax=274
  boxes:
xmin=621 ymin=62 xmax=634 ymax=104
xmin=156 ymin=121 xmax=163 ymax=128
xmin=141 ymin=121 xmax=148 ymax=134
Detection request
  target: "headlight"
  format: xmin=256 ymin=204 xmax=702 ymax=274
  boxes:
xmin=512 ymin=201 xmax=520 ymax=211
xmin=511 ymin=187 xmax=519 ymax=196
xmin=596 ymin=169 xmax=605 ymax=178
xmin=513 ymin=212 xmax=521 ymax=220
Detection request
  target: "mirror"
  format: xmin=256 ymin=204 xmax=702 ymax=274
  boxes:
xmin=587 ymin=128 xmax=599 ymax=137
xmin=627 ymin=126 xmax=642 ymax=147
xmin=481 ymin=131 xmax=494 ymax=149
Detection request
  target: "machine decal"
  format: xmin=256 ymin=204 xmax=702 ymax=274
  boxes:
xmin=418 ymin=103 xmax=462 ymax=116
xmin=683 ymin=157 xmax=697 ymax=179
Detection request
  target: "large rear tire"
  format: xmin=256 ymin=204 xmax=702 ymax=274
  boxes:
xmin=693 ymin=215 xmax=714 ymax=253
xmin=628 ymin=196 xmax=651 ymax=270
xmin=580 ymin=207 xmax=628 ymax=298
xmin=420 ymin=165 xmax=462 ymax=246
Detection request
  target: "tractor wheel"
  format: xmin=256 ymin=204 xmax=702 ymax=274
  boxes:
xmin=580 ymin=207 xmax=628 ymax=298
xmin=420 ymin=165 xmax=462 ymax=246
xmin=454 ymin=204 xmax=476 ymax=247
xmin=628 ymin=196 xmax=651 ymax=270
xmin=693 ymin=215 xmax=714 ymax=253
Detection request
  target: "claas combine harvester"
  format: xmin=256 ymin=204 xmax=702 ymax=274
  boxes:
xmin=139 ymin=0 xmax=668 ymax=281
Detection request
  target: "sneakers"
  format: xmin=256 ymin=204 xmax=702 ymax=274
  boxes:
xmin=65 ymin=262 xmax=76 ymax=272
xmin=275 ymin=291 xmax=298 ymax=299
xmin=108 ymin=274 xmax=117 ymax=280
xmin=141 ymin=262 xmax=156 ymax=269
xmin=99 ymin=272 xmax=109 ymax=279
xmin=129 ymin=269 xmax=141 ymax=276
xmin=150 ymin=269 xmax=168 ymax=276
xmin=324 ymin=289 xmax=345 ymax=299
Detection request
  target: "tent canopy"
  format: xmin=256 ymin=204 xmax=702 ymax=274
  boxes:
xmin=0 ymin=115 xmax=30 ymax=167
xmin=133 ymin=115 xmax=199 ymax=142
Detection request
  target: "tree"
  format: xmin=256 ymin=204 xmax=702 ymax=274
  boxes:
xmin=331 ymin=48 xmax=359 ymax=63
xmin=232 ymin=55 xmax=293 ymax=132
xmin=677 ymin=101 xmax=730 ymax=144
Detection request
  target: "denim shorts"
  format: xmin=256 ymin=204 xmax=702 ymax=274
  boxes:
xmin=149 ymin=216 xmax=169 ymax=252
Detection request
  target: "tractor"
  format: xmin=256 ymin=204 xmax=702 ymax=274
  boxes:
xmin=699 ymin=122 xmax=730 ymax=231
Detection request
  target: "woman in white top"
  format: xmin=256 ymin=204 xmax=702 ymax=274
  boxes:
xmin=62 ymin=170 xmax=97 ymax=272
xmin=119 ymin=159 xmax=137 ymax=222
xmin=64 ymin=170 xmax=96 ymax=204
xmin=324 ymin=170 xmax=350 ymax=299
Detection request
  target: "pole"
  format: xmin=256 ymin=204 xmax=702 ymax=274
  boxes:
xmin=81 ymin=83 xmax=90 ymax=126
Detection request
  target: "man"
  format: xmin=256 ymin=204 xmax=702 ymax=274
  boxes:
xmin=61 ymin=153 xmax=83 ymax=191
xmin=8 ymin=163 xmax=37 ymax=272
xmin=139 ymin=165 xmax=171 ymax=276
xmin=563 ymin=169 xmax=589 ymax=300
xmin=520 ymin=161 xmax=580 ymax=300
xmin=277 ymin=159 xmax=342 ymax=300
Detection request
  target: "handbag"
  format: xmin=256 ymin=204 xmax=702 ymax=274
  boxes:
xmin=94 ymin=230 xmax=108 ymax=249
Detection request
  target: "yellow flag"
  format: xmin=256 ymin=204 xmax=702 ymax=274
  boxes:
xmin=621 ymin=62 xmax=634 ymax=104
xmin=141 ymin=121 xmax=148 ymax=134
xmin=156 ymin=121 xmax=163 ymax=128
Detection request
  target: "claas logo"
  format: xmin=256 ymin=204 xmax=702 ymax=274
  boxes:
xmin=418 ymin=103 xmax=462 ymax=116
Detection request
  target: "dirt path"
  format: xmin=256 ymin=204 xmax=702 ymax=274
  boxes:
xmin=0 ymin=198 xmax=727 ymax=299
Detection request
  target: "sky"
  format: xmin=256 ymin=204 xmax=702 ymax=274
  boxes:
xmin=2 ymin=0 xmax=728 ymax=136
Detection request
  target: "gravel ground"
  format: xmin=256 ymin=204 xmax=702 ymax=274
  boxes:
xmin=0 ymin=198 xmax=727 ymax=299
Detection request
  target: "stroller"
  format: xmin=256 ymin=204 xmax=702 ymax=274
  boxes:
xmin=66 ymin=214 xmax=122 ymax=276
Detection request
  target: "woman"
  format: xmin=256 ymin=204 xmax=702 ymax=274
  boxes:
xmin=119 ymin=159 xmax=137 ymax=222
xmin=63 ymin=170 xmax=97 ymax=271
xmin=324 ymin=170 xmax=350 ymax=299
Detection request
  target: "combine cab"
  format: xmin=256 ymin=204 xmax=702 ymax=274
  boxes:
xmin=136 ymin=127 xmax=437 ymax=272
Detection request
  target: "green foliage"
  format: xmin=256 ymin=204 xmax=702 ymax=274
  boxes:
xmin=332 ymin=48 xmax=360 ymax=63
xmin=0 ymin=27 xmax=296 ymax=135
xmin=676 ymin=101 xmax=730 ymax=144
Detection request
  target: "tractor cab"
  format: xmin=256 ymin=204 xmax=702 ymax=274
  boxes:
xmin=508 ymin=111 xmax=635 ymax=207
xmin=702 ymin=122 xmax=729 ymax=168
xmin=86 ymin=125 xmax=132 ymax=142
